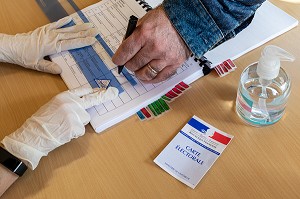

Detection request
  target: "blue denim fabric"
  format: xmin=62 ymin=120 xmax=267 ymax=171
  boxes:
xmin=162 ymin=0 xmax=265 ymax=58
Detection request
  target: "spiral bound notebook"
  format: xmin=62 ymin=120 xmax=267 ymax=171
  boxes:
xmin=49 ymin=0 xmax=298 ymax=133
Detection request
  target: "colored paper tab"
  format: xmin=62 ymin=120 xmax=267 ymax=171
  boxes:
xmin=214 ymin=59 xmax=236 ymax=77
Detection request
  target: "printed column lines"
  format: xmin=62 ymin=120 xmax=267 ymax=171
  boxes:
xmin=94 ymin=104 xmax=109 ymax=116
xmin=89 ymin=9 xmax=137 ymax=86
xmin=62 ymin=18 xmax=124 ymax=91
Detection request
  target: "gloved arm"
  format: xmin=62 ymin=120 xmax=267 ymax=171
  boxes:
xmin=0 ymin=16 xmax=98 ymax=74
xmin=1 ymin=87 xmax=118 ymax=170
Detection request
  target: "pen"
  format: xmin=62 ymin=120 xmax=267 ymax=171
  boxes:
xmin=118 ymin=15 xmax=138 ymax=74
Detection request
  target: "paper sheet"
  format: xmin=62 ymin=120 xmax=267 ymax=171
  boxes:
xmin=50 ymin=0 xmax=298 ymax=133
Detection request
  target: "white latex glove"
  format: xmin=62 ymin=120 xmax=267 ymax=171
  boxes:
xmin=1 ymin=87 xmax=119 ymax=170
xmin=0 ymin=16 xmax=98 ymax=74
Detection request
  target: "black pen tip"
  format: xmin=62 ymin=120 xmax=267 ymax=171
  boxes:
xmin=130 ymin=15 xmax=138 ymax=21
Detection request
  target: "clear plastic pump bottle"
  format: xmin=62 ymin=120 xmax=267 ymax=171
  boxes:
xmin=236 ymin=45 xmax=295 ymax=126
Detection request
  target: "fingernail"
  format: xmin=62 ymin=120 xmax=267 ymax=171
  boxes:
xmin=51 ymin=65 xmax=62 ymax=74
xmin=86 ymin=37 xmax=97 ymax=45
xmin=90 ymin=23 xmax=95 ymax=27
xmin=85 ymin=23 xmax=94 ymax=28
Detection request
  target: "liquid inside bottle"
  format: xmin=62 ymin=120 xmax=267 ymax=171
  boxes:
xmin=236 ymin=63 xmax=291 ymax=126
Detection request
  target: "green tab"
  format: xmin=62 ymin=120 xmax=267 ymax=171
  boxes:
xmin=159 ymin=99 xmax=170 ymax=111
xmin=148 ymin=104 xmax=158 ymax=116
xmin=162 ymin=95 xmax=171 ymax=101
xmin=151 ymin=102 xmax=161 ymax=115
xmin=155 ymin=101 xmax=165 ymax=113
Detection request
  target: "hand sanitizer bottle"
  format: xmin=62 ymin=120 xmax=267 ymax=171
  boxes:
xmin=236 ymin=45 xmax=295 ymax=126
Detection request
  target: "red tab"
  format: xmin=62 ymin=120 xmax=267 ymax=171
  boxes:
xmin=141 ymin=108 xmax=151 ymax=118
xmin=226 ymin=59 xmax=236 ymax=68
xmin=167 ymin=91 xmax=178 ymax=98
xmin=179 ymin=81 xmax=189 ymax=88
xmin=220 ymin=63 xmax=228 ymax=73
xmin=214 ymin=59 xmax=236 ymax=77
xmin=175 ymin=84 xmax=186 ymax=91
xmin=210 ymin=131 xmax=231 ymax=145
xmin=172 ymin=87 xmax=182 ymax=94
xmin=165 ymin=93 xmax=174 ymax=99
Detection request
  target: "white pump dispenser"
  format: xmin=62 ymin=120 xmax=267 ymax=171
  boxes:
xmin=257 ymin=45 xmax=295 ymax=80
xmin=236 ymin=45 xmax=295 ymax=126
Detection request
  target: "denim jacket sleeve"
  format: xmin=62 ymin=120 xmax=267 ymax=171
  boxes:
xmin=162 ymin=0 xmax=266 ymax=58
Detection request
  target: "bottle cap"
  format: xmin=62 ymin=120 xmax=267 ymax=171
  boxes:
xmin=257 ymin=45 xmax=295 ymax=80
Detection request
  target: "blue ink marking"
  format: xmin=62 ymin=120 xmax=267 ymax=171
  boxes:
xmin=122 ymin=68 xmax=137 ymax=86
xmin=75 ymin=10 xmax=136 ymax=86
xmin=36 ymin=0 xmax=137 ymax=90
xmin=76 ymin=5 xmax=114 ymax=57
xmin=95 ymin=35 xmax=115 ymax=57
xmin=64 ymin=21 xmax=124 ymax=92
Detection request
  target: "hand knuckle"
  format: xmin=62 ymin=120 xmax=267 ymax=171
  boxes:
xmin=152 ymin=42 xmax=163 ymax=52
xmin=139 ymin=27 xmax=149 ymax=38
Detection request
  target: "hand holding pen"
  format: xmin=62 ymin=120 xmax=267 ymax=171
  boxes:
xmin=112 ymin=6 xmax=191 ymax=83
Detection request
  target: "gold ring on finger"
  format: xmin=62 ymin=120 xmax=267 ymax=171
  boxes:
xmin=147 ymin=64 xmax=158 ymax=76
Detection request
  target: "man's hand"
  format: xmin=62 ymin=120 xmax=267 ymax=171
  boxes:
xmin=1 ymin=87 xmax=118 ymax=170
xmin=0 ymin=16 xmax=98 ymax=74
xmin=112 ymin=6 xmax=191 ymax=84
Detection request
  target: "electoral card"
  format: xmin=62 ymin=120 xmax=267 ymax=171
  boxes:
xmin=154 ymin=115 xmax=233 ymax=189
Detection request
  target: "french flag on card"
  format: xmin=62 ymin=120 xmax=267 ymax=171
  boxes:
xmin=154 ymin=115 xmax=234 ymax=189
xmin=188 ymin=116 xmax=232 ymax=146
xmin=210 ymin=132 xmax=231 ymax=145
